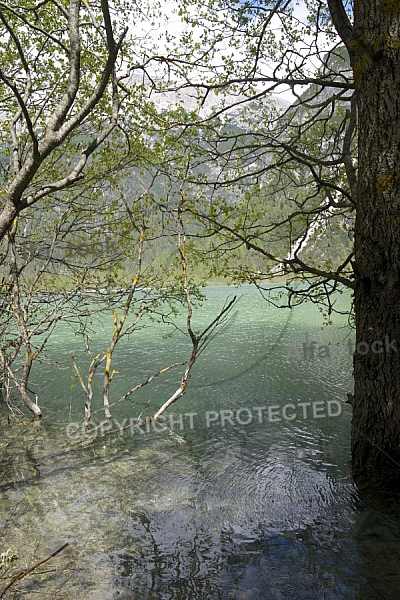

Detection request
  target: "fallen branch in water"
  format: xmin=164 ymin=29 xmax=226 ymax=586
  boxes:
xmin=45 ymin=567 xmax=76 ymax=599
xmin=0 ymin=543 xmax=69 ymax=598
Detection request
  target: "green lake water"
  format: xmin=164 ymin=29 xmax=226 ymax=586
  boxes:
xmin=1 ymin=285 xmax=400 ymax=599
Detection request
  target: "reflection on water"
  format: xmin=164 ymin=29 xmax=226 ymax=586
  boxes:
xmin=1 ymin=286 xmax=400 ymax=599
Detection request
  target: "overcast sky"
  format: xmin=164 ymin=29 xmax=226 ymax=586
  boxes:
xmin=126 ymin=0 xmax=334 ymax=105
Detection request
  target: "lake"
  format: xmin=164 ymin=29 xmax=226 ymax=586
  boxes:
xmin=1 ymin=285 xmax=400 ymax=599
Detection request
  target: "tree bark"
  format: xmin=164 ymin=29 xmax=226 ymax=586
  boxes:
xmin=350 ymin=0 xmax=400 ymax=488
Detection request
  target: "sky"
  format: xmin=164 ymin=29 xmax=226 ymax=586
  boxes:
xmin=125 ymin=0 xmax=337 ymax=105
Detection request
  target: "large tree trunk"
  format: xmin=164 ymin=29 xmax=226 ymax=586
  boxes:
xmin=350 ymin=1 xmax=400 ymax=488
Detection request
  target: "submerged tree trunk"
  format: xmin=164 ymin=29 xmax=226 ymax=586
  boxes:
xmin=350 ymin=1 xmax=400 ymax=488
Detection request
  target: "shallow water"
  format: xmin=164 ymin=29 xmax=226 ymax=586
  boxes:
xmin=1 ymin=285 xmax=400 ymax=599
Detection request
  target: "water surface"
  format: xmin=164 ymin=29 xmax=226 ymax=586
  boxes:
xmin=1 ymin=285 xmax=400 ymax=599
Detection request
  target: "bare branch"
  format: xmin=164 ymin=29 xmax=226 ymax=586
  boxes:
xmin=327 ymin=0 xmax=353 ymax=48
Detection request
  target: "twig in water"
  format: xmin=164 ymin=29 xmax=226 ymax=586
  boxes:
xmin=0 ymin=543 xmax=69 ymax=598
